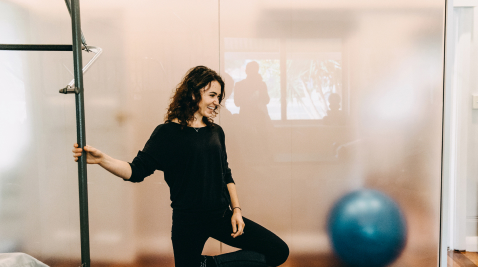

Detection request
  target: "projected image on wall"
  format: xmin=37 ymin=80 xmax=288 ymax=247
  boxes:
xmin=224 ymin=38 xmax=344 ymax=122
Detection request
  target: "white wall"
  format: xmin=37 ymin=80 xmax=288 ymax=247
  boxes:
xmin=443 ymin=2 xmax=478 ymax=256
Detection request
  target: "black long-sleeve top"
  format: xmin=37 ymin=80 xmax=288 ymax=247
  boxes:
xmin=125 ymin=122 xmax=234 ymax=212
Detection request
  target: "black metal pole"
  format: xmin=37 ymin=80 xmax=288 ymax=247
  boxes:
xmin=64 ymin=0 xmax=88 ymax=48
xmin=70 ymin=0 xmax=90 ymax=266
xmin=0 ymin=44 xmax=73 ymax=51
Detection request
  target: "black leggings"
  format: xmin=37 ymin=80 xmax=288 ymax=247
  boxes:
xmin=171 ymin=208 xmax=289 ymax=267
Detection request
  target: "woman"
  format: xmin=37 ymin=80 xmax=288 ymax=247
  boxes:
xmin=72 ymin=66 xmax=289 ymax=267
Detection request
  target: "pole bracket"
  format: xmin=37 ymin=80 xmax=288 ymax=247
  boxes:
xmin=59 ymin=85 xmax=80 ymax=94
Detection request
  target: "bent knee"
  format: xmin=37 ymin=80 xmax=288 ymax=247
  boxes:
xmin=266 ymin=240 xmax=289 ymax=266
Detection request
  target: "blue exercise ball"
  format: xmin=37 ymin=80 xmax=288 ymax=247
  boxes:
xmin=327 ymin=189 xmax=407 ymax=267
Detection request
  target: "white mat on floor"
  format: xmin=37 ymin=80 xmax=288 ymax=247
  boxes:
xmin=0 ymin=253 xmax=48 ymax=267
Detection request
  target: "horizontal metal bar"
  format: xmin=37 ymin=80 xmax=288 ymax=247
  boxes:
xmin=0 ymin=44 xmax=73 ymax=51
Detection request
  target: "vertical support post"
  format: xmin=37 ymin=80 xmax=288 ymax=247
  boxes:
xmin=70 ymin=0 xmax=90 ymax=266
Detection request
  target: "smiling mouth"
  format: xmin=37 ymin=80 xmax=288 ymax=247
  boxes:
xmin=207 ymin=106 xmax=215 ymax=111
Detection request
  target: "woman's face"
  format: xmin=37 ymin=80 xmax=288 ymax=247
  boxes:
xmin=197 ymin=80 xmax=222 ymax=119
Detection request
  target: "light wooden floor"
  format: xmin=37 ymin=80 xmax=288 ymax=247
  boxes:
xmin=41 ymin=254 xmax=347 ymax=267
xmin=448 ymin=251 xmax=478 ymax=267
xmin=43 ymin=251 xmax=475 ymax=267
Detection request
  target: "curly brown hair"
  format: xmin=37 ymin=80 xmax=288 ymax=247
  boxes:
xmin=165 ymin=66 xmax=225 ymax=128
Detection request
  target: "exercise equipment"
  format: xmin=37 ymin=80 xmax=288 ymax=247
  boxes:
xmin=0 ymin=1 xmax=102 ymax=266
xmin=327 ymin=189 xmax=407 ymax=267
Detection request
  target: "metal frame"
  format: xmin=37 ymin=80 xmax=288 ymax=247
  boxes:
xmin=440 ymin=0 xmax=454 ymax=264
xmin=0 ymin=1 xmax=94 ymax=266
xmin=0 ymin=44 xmax=74 ymax=51
xmin=70 ymin=1 xmax=90 ymax=266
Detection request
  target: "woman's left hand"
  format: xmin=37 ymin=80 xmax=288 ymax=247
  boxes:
xmin=231 ymin=210 xmax=245 ymax=238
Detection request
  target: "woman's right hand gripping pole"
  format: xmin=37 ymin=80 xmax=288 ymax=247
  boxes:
xmin=72 ymin=143 xmax=132 ymax=180
xmin=72 ymin=143 xmax=104 ymax=164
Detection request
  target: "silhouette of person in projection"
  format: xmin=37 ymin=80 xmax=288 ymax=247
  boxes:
xmin=234 ymin=61 xmax=271 ymax=123
xmin=323 ymin=93 xmax=346 ymax=125
xmin=233 ymin=61 xmax=273 ymax=163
